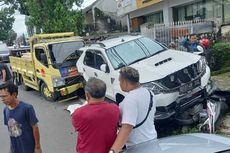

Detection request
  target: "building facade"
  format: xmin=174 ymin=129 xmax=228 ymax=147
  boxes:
xmin=117 ymin=0 xmax=230 ymax=32
xmin=83 ymin=0 xmax=126 ymax=34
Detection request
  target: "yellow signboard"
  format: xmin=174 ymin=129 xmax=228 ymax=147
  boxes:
xmin=136 ymin=0 xmax=162 ymax=9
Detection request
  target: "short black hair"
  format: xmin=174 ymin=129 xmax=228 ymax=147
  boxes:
xmin=0 ymin=82 xmax=18 ymax=96
xmin=119 ymin=67 xmax=139 ymax=83
xmin=85 ymin=78 xmax=106 ymax=99
xmin=190 ymin=34 xmax=197 ymax=37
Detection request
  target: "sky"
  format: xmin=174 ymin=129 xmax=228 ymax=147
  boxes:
xmin=13 ymin=0 xmax=97 ymax=36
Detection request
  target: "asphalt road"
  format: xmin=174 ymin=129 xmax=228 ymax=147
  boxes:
xmin=0 ymin=86 xmax=84 ymax=153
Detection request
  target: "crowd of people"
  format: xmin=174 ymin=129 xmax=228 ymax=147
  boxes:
xmin=0 ymin=66 xmax=157 ymax=153
xmin=71 ymin=67 xmax=157 ymax=153
xmin=0 ymin=34 xmax=213 ymax=153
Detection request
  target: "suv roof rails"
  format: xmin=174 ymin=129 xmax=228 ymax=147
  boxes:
xmin=129 ymin=32 xmax=141 ymax=36
xmin=90 ymin=43 xmax=106 ymax=47
xmin=105 ymin=32 xmax=141 ymax=40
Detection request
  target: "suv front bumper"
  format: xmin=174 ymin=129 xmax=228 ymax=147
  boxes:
xmin=155 ymin=81 xmax=216 ymax=124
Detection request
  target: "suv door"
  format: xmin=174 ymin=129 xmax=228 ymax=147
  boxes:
xmin=82 ymin=50 xmax=114 ymax=99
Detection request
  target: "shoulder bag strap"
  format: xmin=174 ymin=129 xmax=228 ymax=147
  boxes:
xmin=133 ymin=90 xmax=153 ymax=129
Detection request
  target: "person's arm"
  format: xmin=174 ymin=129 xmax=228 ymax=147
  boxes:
xmin=32 ymin=124 xmax=42 ymax=153
xmin=111 ymin=124 xmax=133 ymax=153
xmin=2 ymin=68 xmax=6 ymax=82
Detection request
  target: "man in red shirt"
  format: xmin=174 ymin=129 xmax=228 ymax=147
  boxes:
xmin=72 ymin=77 xmax=120 ymax=153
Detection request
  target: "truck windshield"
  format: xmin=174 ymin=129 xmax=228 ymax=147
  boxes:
xmin=48 ymin=41 xmax=84 ymax=64
xmin=106 ymin=37 xmax=166 ymax=69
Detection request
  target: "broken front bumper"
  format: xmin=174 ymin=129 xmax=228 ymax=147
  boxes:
xmin=54 ymin=82 xmax=84 ymax=102
xmin=155 ymin=80 xmax=216 ymax=124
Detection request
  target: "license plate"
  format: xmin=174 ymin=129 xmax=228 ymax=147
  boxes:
xmin=179 ymin=78 xmax=201 ymax=94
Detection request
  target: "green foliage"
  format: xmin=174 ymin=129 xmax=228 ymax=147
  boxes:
xmin=171 ymin=126 xmax=200 ymax=136
xmin=5 ymin=29 xmax=17 ymax=46
xmin=3 ymin=0 xmax=83 ymax=15
xmin=0 ymin=7 xmax=15 ymax=41
xmin=3 ymin=0 xmax=29 ymax=15
xmin=5 ymin=0 xmax=84 ymax=35
xmin=212 ymin=42 xmax=230 ymax=71
xmin=212 ymin=67 xmax=230 ymax=76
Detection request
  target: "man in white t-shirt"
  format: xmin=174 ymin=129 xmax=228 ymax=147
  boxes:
xmin=110 ymin=67 xmax=157 ymax=153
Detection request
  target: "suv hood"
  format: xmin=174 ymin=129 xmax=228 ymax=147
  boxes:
xmin=130 ymin=50 xmax=201 ymax=83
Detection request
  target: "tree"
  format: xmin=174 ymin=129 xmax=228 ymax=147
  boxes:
xmin=0 ymin=7 xmax=15 ymax=41
xmin=4 ymin=0 xmax=84 ymax=35
xmin=5 ymin=29 xmax=17 ymax=46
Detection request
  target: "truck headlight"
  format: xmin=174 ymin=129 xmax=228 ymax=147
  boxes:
xmin=198 ymin=56 xmax=207 ymax=73
xmin=52 ymin=76 xmax=65 ymax=87
xmin=142 ymin=82 xmax=163 ymax=95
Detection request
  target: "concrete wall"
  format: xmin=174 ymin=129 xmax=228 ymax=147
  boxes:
xmin=117 ymin=0 xmax=137 ymax=16
xmin=95 ymin=0 xmax=127 ymax=27
xmin=95 ymin=0 xmax=117 ymax=14
xmin=118 ymin=0 xmax=225 ymax=25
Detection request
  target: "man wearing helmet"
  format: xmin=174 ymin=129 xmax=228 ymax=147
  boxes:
xmin=199 ymin=38 xmax=210 ymax=49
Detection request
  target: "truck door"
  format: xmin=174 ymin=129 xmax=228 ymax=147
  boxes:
xmin=33 ymin=46 xmax=51 ymax=90
xmin=82 ymin=50 xmax=114 ymax=99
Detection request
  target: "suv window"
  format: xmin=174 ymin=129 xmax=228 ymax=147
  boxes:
xmin=35 ymin=48 xmax=48 ymax=66
xmin=106 ymin=37 xmax=165 ymax=69
xmin=83 ymin=50 xmax=106 ymax=70
xmin=84 ymin=51 xmax=94 ymax=67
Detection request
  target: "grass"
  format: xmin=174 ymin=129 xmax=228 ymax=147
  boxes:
xmin=211 ymin=67 xmax=230 ymax=76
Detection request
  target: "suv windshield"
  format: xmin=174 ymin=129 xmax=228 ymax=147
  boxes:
xmin=106 ymin=37 xmax=166 ymax=69
xmin=48 ymin=41 xmax=84 ymax=64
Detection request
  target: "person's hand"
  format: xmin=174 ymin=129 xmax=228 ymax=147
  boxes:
xmin=34 ymin=147 xmax=42 ymax=153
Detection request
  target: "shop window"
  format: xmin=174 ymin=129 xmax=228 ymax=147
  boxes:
xmin=146 ymin=11 xmax=163 ymax=24
xmin=174 ymin=1 xmax=209 ymax=21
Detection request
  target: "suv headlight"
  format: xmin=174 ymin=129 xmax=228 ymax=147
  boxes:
xmin=198 ymin=56 xmax=207 ymax=73
xmin=142 ymin=82 xmax=164 ymax=95
xmin=52 ymin=76 xmax=65 ymax=87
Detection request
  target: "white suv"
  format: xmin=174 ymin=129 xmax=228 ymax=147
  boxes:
xmin=77 ymin=35 xmax=215 ymax=124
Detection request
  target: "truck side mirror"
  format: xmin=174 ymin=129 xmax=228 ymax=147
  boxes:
xmin=100 ymin=64 xmax=110 ymax=73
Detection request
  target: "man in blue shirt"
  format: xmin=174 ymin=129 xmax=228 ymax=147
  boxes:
xmin=0 ymin=82 xmax=42 ymax=153
xmin=181 ymin=34 xmax=200 ymax=53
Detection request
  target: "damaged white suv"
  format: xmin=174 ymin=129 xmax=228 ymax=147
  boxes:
xmin=77 ymin=35 xmax=215 ymax=125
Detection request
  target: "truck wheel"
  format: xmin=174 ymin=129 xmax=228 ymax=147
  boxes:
xmin=40 ymin=83 xmax=56 ymax=102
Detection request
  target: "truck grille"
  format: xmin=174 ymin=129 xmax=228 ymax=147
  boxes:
xmin=65 ymin=76 xmax=84 ymax=86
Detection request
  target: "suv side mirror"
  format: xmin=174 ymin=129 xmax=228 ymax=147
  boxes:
xmin=100 ymin=64 xmax=109 ymax=73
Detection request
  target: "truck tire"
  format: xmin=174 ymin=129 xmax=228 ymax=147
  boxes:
xmin=40 ymin=83 xmax=56 ymax=102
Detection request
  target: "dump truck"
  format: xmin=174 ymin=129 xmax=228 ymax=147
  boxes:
xmin=10 ymin=32 xmax=85 ymax=102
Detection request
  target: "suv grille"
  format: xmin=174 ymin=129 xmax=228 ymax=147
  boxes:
xmin=158 ymin=62 xmax=205 ymax=89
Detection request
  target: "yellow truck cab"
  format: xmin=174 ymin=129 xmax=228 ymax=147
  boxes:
xmin=10 ymin=32 xmax=85 ymax=102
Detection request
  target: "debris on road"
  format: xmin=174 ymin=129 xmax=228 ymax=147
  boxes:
xmin=65 ymin=100 xmax=87 ymax=115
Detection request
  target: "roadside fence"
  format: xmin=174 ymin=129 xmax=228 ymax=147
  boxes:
xmin=141 ymin=20 xmax=215 ymax=50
